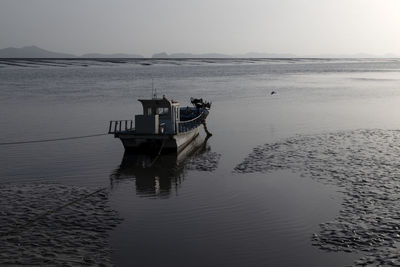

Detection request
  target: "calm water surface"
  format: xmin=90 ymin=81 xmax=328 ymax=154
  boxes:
xmin=1 ymin=58 xmax=400 ymax=266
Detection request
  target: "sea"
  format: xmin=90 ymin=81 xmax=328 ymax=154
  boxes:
xmin=1 ymin=58 xmax=400 ymax=266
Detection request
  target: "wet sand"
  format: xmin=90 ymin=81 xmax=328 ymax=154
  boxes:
xmin=0 ymin=184 xmax=122 ymax=266
xmin=235 ymin=129 xmax=400 ymax=265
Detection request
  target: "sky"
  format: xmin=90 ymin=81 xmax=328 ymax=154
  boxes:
xmin=1 ymin=0 xmax=400 ymax=57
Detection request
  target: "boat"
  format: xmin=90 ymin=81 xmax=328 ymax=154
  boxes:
xmin=108 ymin=95 xmax=211 ymax=153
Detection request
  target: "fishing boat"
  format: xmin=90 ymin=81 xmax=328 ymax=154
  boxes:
xmin=108 ymin=95 xmax=211 ymax=153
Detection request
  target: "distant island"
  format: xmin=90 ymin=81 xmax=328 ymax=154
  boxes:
xmin=0 ymin=46 xmax=76 ymax=58
xmin=151 ymin=52 xmax=399 ymax=58
xmin=0 ymin=46 xmax=143 ymax=58
xmin=151 ymin=52 xmax=297 ymax=58
xmin=0 ymin=46 xmax=398 ymax=59
xmin=80 ymin=53 xmax=143 ymax=59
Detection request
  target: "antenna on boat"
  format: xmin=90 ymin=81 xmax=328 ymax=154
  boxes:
xmin=151 ymin=78 xmax=158 ymax=99
xmin=151 ymin=78 xmax=154 ymax=98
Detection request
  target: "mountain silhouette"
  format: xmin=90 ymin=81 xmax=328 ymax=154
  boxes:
xmin=0 ymin=46 xmax=144 ymax=58
xmin=0 ymin=46 xmax=75 ymax=58
xmin=80 ymin=53 xmax=143 ymax=58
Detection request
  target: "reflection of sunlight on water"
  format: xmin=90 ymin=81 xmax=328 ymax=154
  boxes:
xmin=235 ymin=129 xmax=400 ymax=265
xmin=109 ymin=135 xmax=221 ymax=198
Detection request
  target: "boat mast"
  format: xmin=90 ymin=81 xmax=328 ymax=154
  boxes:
xmin=151 ymin=78 xmax=154 ymax=99
xmin=151 ymin=78 xmax=157 ymax=99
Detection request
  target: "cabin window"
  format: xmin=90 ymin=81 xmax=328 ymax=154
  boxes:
xmin=147 ymin=107 xmax=152 ymax=115
xmin=158 ymin=107 xmax=169 ymax=115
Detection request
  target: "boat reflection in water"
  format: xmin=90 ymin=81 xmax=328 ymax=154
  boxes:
xmin=110 ymin=135 xmax=218 ymax=198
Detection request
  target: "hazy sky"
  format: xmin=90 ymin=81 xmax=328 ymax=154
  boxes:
xmin=1 ymin=0 xmax=400 ymax=56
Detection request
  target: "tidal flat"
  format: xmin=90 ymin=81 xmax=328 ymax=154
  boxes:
xmin=0 ymin=184 xmax=122 ymax=266
xmin=1 ymin=58 xmax=400 ymax=266
xmin=235 ymin=129 xmax=400 ymax=265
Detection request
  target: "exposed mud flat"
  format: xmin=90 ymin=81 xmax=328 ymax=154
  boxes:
xmin=0 ymin=184 xmax=122 ymax=266
xmin=185 ymin=151 xmax=221 ymax=172
xmin=234 ymin=129 xmax=400 ymax=266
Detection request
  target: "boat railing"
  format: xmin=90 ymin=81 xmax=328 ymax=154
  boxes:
xmin=178 ymin=111 xmax=207 ymax=133
xmin=109 ymin=120 xmax=134 ymax=134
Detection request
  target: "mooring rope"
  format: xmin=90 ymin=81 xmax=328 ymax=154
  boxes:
xmin=202 ymin=120 xmax=212 ymax=137
xmin=0 ymin=133 xmax=107 ymax=146
xmin=147 ymin=139 xmax=167 ymax=167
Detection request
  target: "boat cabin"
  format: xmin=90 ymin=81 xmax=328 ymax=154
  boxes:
xmin=135 ymin=97 xmax=180 ymax=134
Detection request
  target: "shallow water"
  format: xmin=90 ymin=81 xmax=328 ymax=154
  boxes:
xmin=1 ymin=58 xmax=400 ymax=266
xmin=235 ymin=129 xmax=400 ymax=265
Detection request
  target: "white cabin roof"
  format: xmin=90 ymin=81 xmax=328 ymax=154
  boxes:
xmin=138 ymin=97 xmax=179 ymax=108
